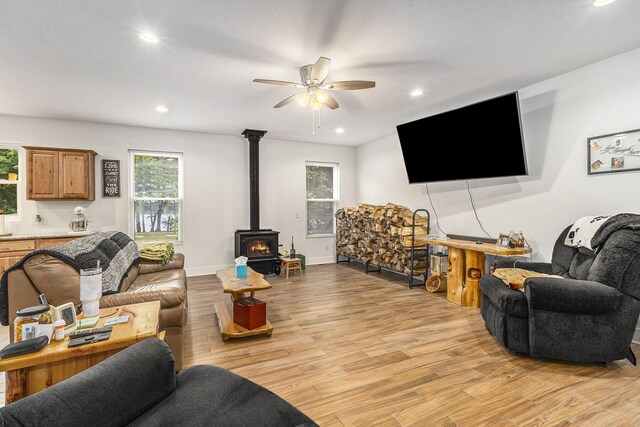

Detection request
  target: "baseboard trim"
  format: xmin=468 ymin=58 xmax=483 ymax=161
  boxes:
xmin=185 ymin=264 xmax=233 ymax=277
xmin=306 ymin=256 xmax=336 ymax=265
xmin=186 ymin=257 xmax=335 ymax=276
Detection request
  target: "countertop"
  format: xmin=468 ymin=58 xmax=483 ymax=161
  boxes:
xmin=0 ymin=230 xmax=96 ymax=241
xmin=423 ymin=237 xmax=532 ymax=256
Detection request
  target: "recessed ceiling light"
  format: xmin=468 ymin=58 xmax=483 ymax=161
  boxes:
xmin=139 ymin=32 xmax=160 ymax=43
xmin=410 ymin=89 xmax=424 ymax=97
xmin=155 ymin=105 xmax=169 ymax=113
xmin=593 ymin=0 xmax=615 ymax=6
xmin=335 ymin=128 xmax=345 ymax=134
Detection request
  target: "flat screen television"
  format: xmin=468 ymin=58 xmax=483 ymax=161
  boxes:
xmin=396 ymin=91 xmax=528 ymax=183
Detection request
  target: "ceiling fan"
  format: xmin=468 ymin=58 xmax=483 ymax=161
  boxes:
xmin=253 ymin=57 xmax=375 ymax=110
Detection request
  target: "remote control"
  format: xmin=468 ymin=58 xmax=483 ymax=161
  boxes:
xmin=68 ymin=332 xmax=111 ymax=348
xmin=68 ymin=326 xmax=113 ymax=339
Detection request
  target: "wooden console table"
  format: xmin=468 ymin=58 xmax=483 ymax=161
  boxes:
xmin=424 ymin=238 xmax=532 ymax=308
xmin=214 ymin=267 xmax=273 ymax=341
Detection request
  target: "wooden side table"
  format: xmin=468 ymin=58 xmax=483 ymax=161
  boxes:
xmin=280 ymin=258 xmax=303 ymax=279
xmin=0 ymin=301 xmax=161 ymax=403
xmin=423 ymin=238 xmax=532 ymax=308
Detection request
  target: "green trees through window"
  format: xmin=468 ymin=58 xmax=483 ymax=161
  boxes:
xmin=306 ymin=162 xmax=339 ymax=236
xmin=0 ymin=148 xmax=19 ymax=215
xmin=130 ymin=151 xmax=183 ymax=243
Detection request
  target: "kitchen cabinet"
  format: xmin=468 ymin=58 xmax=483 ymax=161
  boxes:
xmin=0 ymin=235 xmax=90 ymax=276
xmin=25 ymin=147 xmax=96 ymax=200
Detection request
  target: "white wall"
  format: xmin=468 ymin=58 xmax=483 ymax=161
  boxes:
xmin=0 ymin=116 xmax=356 ymax=275
xmin=356 ymin=46 xmax=640 ymax=261
xmin=261 ymin=139 xmax=355 ymax=266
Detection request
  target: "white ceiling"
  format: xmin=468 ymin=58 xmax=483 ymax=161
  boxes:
xmin=2 ymin=1 xmax=640 ymax=146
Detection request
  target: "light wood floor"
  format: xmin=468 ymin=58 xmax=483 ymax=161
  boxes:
xmin=2 ymin=264 xmax=640 ymax=425
xmin=184 ymin=263 xmax=640 ymax=427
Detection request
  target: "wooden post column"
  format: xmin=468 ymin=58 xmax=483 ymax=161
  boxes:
xmin=446 ymin=248 xmax=465 ymax=305
xmin=462 ymin=250 xmax=485 ymax=308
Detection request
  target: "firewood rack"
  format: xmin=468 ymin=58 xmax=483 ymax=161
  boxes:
xmin=408 ymin=209 xmax=431 ymax=289
xmin=335 ymin=208 xmax=431 ymax=287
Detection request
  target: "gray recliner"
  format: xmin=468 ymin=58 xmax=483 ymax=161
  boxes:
xmin=0 ymin=338 xmax=317 ymax=426
xmin=480 ymin=220 xmax=640 ymax=364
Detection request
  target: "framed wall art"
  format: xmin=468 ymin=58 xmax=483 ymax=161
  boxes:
xmin=102 ymin=159 xmax=121 ymax=197
xmin=588 ymin=128 xmax=640 ymax=175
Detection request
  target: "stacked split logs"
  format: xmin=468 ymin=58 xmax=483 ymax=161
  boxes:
xmin=336 ymin=203 xmax=429 ymax=275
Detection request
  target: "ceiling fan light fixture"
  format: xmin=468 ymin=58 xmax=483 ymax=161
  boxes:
xmin=315 ymin=90 xmax=329 ymax=103
xmin=297 ymin=92 xmax=310 ymax=107
xmin=254 ymin=56 xmax=375 ymax=118
xmin=310 ymin=97 xmax=323 ymax=110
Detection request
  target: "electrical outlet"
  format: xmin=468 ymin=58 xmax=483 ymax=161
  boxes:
xmin=325 ymin=244 xmax=329 ymax=251
xmin=295 ymin=212 xmax=300 ymax=219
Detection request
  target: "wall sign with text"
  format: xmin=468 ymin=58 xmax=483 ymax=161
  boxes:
xmin=102 ymin=159 xmax=120 ymax=197
xmin=588 ymin=128 xmax=640 ymax=175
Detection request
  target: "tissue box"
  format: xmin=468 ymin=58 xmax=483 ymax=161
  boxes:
xmin=233 ymin=297 xmax=266 ymax=330
xmin=236 ymin=264 xmax=247 ymax=278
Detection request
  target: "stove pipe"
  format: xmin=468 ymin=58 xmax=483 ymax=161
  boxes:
xmin=241 ymin=129 xmax=267 ymax=231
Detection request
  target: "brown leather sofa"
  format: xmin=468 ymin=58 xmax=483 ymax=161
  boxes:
xmin=6 ymin=253 xmax=188 ymax=370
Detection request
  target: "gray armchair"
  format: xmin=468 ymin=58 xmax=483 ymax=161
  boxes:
xmin=480 ymin=222 xmax=640 ymax=364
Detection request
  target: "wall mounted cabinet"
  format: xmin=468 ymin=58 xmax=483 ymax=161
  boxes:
xmin=25 ymin=147 xmax=96 ymax=201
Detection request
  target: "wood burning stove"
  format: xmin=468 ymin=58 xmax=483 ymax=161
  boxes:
xmin=235 ymin=230 xmax=279 ymax=275
xmin=234 ymin=129 xmax=280 ymax=275
xmin=247 ymin=241 xmax=272 ymax=257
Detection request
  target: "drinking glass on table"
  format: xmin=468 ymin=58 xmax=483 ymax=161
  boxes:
xmin=80 ymin=266 xmax=102 ymax=317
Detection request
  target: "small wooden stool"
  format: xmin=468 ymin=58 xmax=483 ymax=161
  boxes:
xmin=280 ymin=258 xmax=303 ymax=280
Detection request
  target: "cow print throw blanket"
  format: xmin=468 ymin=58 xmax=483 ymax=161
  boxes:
xmin=0 ymin=231 xmax=139 ymax=325
xmin=564 ymin=215 xmax=611 ymax=252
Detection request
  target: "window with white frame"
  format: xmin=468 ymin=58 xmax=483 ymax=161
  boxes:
xmin=306 ymin=162 xmax=339 ymax=236
xmin=130 ymin=150 xmax=183 ymax=244
xmin=0 ymin=146 xmax=19 ymax=215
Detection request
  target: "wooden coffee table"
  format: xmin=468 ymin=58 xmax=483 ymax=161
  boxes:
xmin=214 ymin=267 xmax=273 ymax=341
xmin=0 ymin=301 xmax=161 ymax=403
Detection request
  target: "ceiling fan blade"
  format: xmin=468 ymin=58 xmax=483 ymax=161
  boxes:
xmin=310 ymin=57 xmax=331 ymax=83
xmin=254 ymin=79 xmax=303 ymax=88
xmin=323 ymin=80 xmax=376 ymax=90
xmin=273 ymin=93 xmax=301 ymax=108
xmin=324 ymin=94 xmax=339 ymax=110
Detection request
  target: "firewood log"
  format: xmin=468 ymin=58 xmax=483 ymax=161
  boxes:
xmin=335 ymin=203 xmax=430 ymax=273
xmin=426 ymin=275 xmax=447 ymax=293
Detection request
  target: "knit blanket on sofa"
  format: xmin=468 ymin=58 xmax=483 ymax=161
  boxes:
xmin=591 ymin=213 xmax=640 ymax=251
xmin=0 ymin=231 xmax=139 ymax=325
